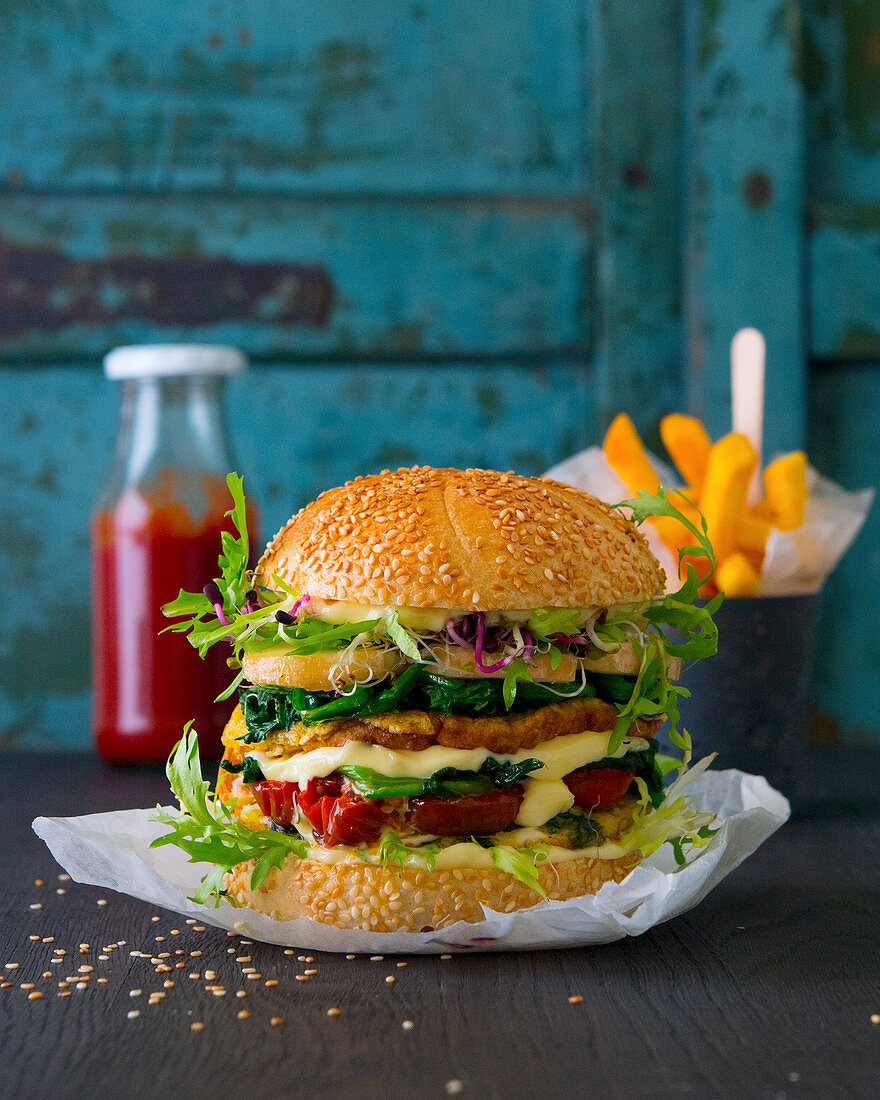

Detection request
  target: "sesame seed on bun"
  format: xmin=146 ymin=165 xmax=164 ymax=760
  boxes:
xmin=257 ymin=466 xmax=664 ymax=611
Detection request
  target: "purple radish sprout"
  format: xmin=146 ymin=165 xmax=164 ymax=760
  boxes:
xmin=521 ymin=629 xmax=534 ymax=662
xmin=202 ymin=582 xmax=230 ymax=626
xmin=474 ymin=613 xmax=515 ymax=673
xmin=445 ymin=617 xmax=475 ymax=648
xmin=290 ymin=594 xmax=310 ymax=618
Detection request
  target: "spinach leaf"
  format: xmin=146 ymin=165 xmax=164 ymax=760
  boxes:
xmin=479 ymin=757 xmax=544 ymax=787
xmin=544 ymin=809 xmax=604 ymax=849
xmin=219 ymin=756 xmax=263 ymax=783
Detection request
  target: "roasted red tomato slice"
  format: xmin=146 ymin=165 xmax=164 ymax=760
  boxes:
xmin=563 ymin=767 xmax=635 ymax=810
xmin=409 ymin=786 xmax=524 ymax=836
xmin=323 ymin=795 xmax=386 ymax=846
xmin=250 ymin=780 xmax=299 ymax=828
xmin=296 ymin=776 xmax=345 ymax=832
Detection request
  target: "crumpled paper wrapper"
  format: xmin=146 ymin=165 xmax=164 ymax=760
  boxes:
xmin=33 ymin=769 xmax=787 ymax=953
xmin=545 ymin=448 xmax=872 ymax=596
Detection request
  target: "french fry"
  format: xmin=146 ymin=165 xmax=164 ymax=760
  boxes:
xmin=603 ymin=413 xmax=662 ymax=495
xmin=737 ymin=513 xmax=771 ymax=555
xmin=699 ymin=432 xmax=758 ymax=562
xmin=604 ymin=414 xmax=697 ymax=562
xmin=751 ymin=498 xmax=777 ymax=522
xmin=764 ymin=451 xmax=807 ymax=531
xmin=659 ymin=414 xmax=712 ymax=494
xmin=716 ymin=551 xmax=760 ymax=597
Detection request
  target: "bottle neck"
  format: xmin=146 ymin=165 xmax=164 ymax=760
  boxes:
xmin=102 ymin=375 xmax=234 ymax=508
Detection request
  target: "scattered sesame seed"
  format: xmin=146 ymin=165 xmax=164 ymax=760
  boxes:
xmin=98 ymin=955 xmax=109 ymax=961
xmin=185 ymin=919 xmax=196 ymax=925
xmin=151 ymin=916 xmax=159 ymax=922
xmin=295 ymin=975 xmax=308 ymax=982
xmin=237 ymin=1010 xmax=249 ymax=1019
xmin=327 ymin=1008 xmax=341 ymax=1017
xmin=193 ymin=926 xmax=205 ymax=932
xmin=98 ymin=978 xmax=108 ymax=984
xmin=204 ymin=970 xmax=216 ymax=980
xmin=568 ymin=995 xmax=583 ymax=1005
xmin=170 ymin=930 xmax=179 ymax=935
xmin=34 ymin=880 xmax=43 ymax=886
xmin=236 ymin=956 xmax=251 ymax=963
xmin=58 ymin=874 xmax=70 ymax=881
xmin=248 ymin=974 xmax=263 ymax=981
xmin=212 ymin=990 xmax=226 ymax=997
xmin=164 ymin=981 xmax=174 ymax=989
xmin=56 ymin=890 xmax=65 ymax=895
xmin=190 ymin=950 xmax=202 ymax=957
xmin=402 ymin=1020 xmax=415 ymax=1031
xmin=42 ymin=972 xmax=51 ymax=979
xmin=97 ymin=899 xmax=107 ymax=907
xmin=397 ymin=962 xmax=407 ymax=968
xmin=41 ymin=938 xmax=54 ymax=943
xmin=270 ymin=1017 xmax=283 ymax=1026
xmin=28 ymin=935 xmax=39 ymax=941
xmin=130 ymin=990 xmax=142 ymax=997
xmin=369 ymin=955 xmax=384 ymax=961
xmin=190 ymin=1022 xmax=204 ymax=1032
xmin=155 ymin=936 xmax=165 ymax=942
xmin=127 ymin=1010 xmax=140 ymax=1020
xmin=79 ymin=965 xmax=93 ymax=973
xmin=385 ymin=976 xmax=395 ymax=984
xmin=30 ymin=904 xmax=42 ymax=909
xmin=265 ymin=979 xmax=278 ymax=987
xmin=75 ymin=982 xmax=87 ymax=991
xmin=284 ymin=949 xmax=295 ymax=956
xmin=54 ymin=949 xmax=65 ymax=955
xmin=872 ymin=1014 xmax=880 ymax=1025
xmin=345 ymin=954 xmax=355 ymax=960
xmin=236 ymin=991 xmax=246 ymax=999
xmin=445 ymin=1081 xmax=463 ymax=1096
xmin=1 ymin=982 xmax=12 ymax=989
xmin=57 ymin=990 xmax=71 ymax=998
xmin=440 ymin=954 xmax=452 ymax=960
xmin=240 ymin=940 xmax=253 ymax=945
xmin=28 ymin=992 xmax=43 ymax=1001
xmin=189 ymin=973 xmax=200 ymax=980
xmin=304 ymin=969 xmax=317 ymax=975
xmin=5 ymin=963 xmax=19 ymax=969
xmin=20 ymin=983 xmax=35 ymax=990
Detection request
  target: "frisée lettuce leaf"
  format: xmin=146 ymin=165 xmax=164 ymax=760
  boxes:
xmin=149 ymin=726 xmax=306 ymax=906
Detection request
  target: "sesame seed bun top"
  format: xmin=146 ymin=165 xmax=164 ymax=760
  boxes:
xmin=257 ymin=466 xmax=665 ymax=611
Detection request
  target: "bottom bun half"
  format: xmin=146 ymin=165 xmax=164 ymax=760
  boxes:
xmin=224 ymin=851 xmax=641 ymax=933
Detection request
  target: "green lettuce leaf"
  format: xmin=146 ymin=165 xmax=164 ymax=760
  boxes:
xmin=384 ymin=611 xmax=421 ymax=661
xmin=488 ymin=845 xmax=549 ymax=897
xmin=150 ymin=727 xmax=306 ymax=905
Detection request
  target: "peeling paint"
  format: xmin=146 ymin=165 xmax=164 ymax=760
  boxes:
xmin=699 ymin=0 xmax=724 ymax=70
xmin=0 ymin=236 xmax=334 ymax=334
xmin=842 ymin=0 xmax=880 ymax=152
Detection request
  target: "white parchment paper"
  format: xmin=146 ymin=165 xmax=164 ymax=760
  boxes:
xmin=32 ymin=769 xmax=788 ymax=953
xmin=545 ymin=448 xmax=872 ymax=596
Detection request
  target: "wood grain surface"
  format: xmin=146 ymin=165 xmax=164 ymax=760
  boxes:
xmin=2 ymin=752 xmax=878 ymax=1100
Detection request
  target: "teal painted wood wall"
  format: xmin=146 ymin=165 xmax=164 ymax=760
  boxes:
xmin=0 ymin=0 xmax=877 ymax=748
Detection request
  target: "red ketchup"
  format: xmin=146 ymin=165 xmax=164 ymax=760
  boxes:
xmin=92 ymin=476 xmax=247 ymax=763
xmin=92 ymin=345 xmax=251 ymax=764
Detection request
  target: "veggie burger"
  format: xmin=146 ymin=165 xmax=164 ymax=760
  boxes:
xmin=156 ymin=466 xmax=720 ymax=931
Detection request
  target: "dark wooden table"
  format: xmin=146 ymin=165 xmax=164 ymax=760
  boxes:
xmin=2 ymin=753 xmax=879 ymax=1100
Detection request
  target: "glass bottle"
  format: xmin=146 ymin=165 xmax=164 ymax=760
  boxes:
xmin=91 ymin=345 xmax=251 ymax=764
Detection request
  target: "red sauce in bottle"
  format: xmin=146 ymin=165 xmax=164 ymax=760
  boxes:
xmin=92 ymin=472 xmax=255 ymax=764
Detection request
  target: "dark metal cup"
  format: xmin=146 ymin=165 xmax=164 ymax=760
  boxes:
xmin=674 ymin=595 xmax=821 ymax=799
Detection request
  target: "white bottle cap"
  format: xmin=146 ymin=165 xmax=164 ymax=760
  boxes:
xmin=104 ymin=344 xmax=247 ymax=379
